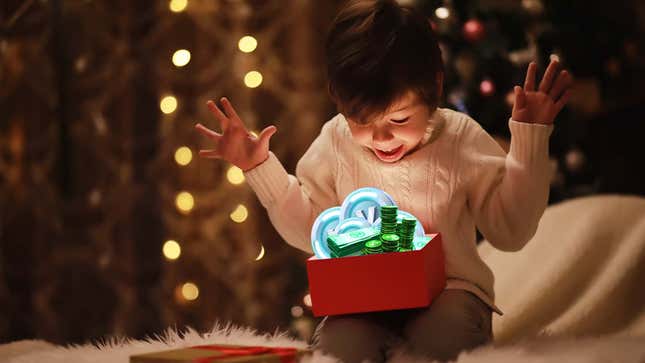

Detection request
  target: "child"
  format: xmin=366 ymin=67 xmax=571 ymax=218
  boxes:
xmin=195 ymin=0 xmax=572 ymax=361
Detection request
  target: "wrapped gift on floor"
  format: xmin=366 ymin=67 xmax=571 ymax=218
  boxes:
xmin=130 ymin=343 xmax=310 ymax=363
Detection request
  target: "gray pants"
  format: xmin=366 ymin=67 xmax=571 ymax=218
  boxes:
xmin=311 ymin=289 xmax=492 ymax=363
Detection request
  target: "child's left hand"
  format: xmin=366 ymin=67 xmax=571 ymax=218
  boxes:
xmin=512 ymin=59 xmax=573 ymax=125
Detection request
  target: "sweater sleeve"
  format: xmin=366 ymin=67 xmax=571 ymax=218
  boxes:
xmin=465 ymin=118 xmax=554 ymax=252
xmin=242 ymin=117 xmax=339 ymax=254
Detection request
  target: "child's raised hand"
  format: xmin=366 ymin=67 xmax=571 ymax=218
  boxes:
xmin=512 ymin=59 xmax=573 ymax=125
xmin=195 ymin=97 xmax=277 ymax=171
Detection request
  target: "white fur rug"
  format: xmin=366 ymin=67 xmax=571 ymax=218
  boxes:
xmin=1 ymin=322 xmax=645 ymax=363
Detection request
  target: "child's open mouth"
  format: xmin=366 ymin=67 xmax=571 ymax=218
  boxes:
xmin=373 ymin=145 xmax=404 ymax=161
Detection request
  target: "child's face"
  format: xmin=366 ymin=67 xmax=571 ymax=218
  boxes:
xmin=345 ymin=91 xmax=432 ymax=163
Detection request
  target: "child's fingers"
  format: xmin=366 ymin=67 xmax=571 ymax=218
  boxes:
xmin=221 ymin=97 xmax=247 ymax=131
xmin=198 ymin=149 xmax=222 ymax=159
xmin=206 ymin=100 xmax=230 ymax=132
xmin=514 ymin=86 xmax=526 ymax=109
xmin=195 ymin=123 xmax=223 ymax=141
xmin=548 ymin=70 xmax=572 ymax=101
xmin=258 ymin=125 xmax=278 ymax=149
xmin=524 ymin=62 xmax=537 ymax=92
xmin=538 ymin=59 xmax=560 ymax=94
xmin=552 ymin=89 xmax=571 ymax=117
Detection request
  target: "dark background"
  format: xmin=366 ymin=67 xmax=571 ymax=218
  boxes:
xmin=1 ymin=0 xmax=644 ymax=346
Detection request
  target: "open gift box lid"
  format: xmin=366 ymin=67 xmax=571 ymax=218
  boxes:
xmin=306 ymin=233 xmax=445 ymax=317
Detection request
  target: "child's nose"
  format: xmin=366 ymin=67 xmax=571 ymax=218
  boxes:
xmin=373 ymin=126 xmax=394 ymax=142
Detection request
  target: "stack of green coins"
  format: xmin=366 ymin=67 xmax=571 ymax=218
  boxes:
xmin=328 ymin=226 xmax=380 ymax=257
xmin=363 ymin=239 xmax=383 ymax=254
xmin=398 ymin=217 xmax=416 ymax=250
xmin=380 ymin=206 xmax=398 ymax=235
xmin=380 ymin=233 xmax=400 ymax=252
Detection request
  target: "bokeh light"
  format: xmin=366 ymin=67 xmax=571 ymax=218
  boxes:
xmin=244 ymin=71 xmax=263 ymax=88
xmin=175 ymin=191 xmax=194 ymax=213
xmin=230 ymin=204 xmax=248 ymax=223
xmin=160 ymin=96 xmax=178 ymax=114
xmin=163 ymin=240 xmax=181 ymax=260
xmin=226 ymin=166 xmax=245 ymax=185
xmin=169 ymin=0 xmax=187 ymax=13
xmin=181 ymin=282 xmax=199 ymax=301
xmin=172 ymin=49 xmax=191 ymax=67
xmin=174 ymin=146 xmax=192 ymax=166
xmin=238 ymin=36 xmax=258 ymax=53
xmin=435 ymin=7 xmax=450 ymax=19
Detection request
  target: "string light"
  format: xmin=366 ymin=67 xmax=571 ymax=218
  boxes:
xmin=176 ymin=191 xmax=194 ymax=213
xmin=163 ymin=240 xmax=181 ymax=260
xmin=230 ymin=204 xmax=248 ymax=223
xmin=175 ymin=146 xmax=192 ymax=166
xmin=181 ymin=282 xmax=199 ymax=301
xmin=172 ymin=49 xmax=191 ymax=67
xmin=238 ymin=36 xmax=258 ymax=53
xmin=480 ymin=79 xmax=495 ymax=96
xmin=226 ymin=165 xmax=245 ymax=185
xmin=244 ymin=71 xmax=263 ymax=88
xmin=160 ymin=95 xmax=178 ymax=114
xmin=169 ymin=0 xmax=187 ymax=13
xmin=435 ymin=7 xmax=450 ymax=19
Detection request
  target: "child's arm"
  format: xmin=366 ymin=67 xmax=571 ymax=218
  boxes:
xmin=467 ymin=59 xmax=572 ymax=251
xmin=242 ymin=120 xmax=338 ymax=253
xmin=195 ymin=99 xmax=337 ymax=254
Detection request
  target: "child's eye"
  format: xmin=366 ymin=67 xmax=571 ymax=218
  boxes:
xmin=391 ymin=117 xmax=409 ymax=124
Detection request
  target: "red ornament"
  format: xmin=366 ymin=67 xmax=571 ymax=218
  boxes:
xmin=463 ymin=19 xmax=485 ymax=42
xmin=480 ymin=79 xmax=495 ymax=96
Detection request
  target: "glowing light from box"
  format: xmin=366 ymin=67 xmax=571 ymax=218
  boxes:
xmin=435 ymin=7 xmax=450 ymax=19
xmin=303 ymin=294 xmax=312 ymax=307
xmin=175 ymin=146 xmax=192 ymax=166
xmin=169 ymin=0 xmax=187 ymax=12
xmin=172 ymin=49 xmax=191 ymax=67
xmin=230 ymin=204 xmax=248 ymax=223
xmin=160 ymin=96 xmax=178 ymax=114
xmin=238 ymin=36 xmax=258 ymax=53
xmin=176 ymin=191 xmax=194 ymax=213
xmin=244 ymin=71 xmax=263 ymax=88
xmin=550 ymin=53 xmax=561 ymax=62
xmin=163 ymin=240 xmax=181 ymax=260
xmin=291 ymin=306 xmax=304 ymax=318
xmin=226 ymin=166 xmax=245 ymax=185
xmin=181 ymin=282 xmax=199 ymax=301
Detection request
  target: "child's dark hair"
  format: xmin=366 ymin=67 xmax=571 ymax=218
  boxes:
xmin=325 ymin=0 xmax=444 ymax=124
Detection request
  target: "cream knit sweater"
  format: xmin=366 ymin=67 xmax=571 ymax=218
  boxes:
xmin=244 ymin=108 xmax=554 ymax=315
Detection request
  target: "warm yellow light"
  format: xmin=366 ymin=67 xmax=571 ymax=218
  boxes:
xmin=160 ymin=96 xmax=178 ymax=114
xmin=226 ymin=166 xmax=245 ymax=185
xmin=303 ymin=294 xmax=312 ymax=307
xmin=230 ymin=204 xmax=248 ymax=223
xmin=550 ymin=53 xmax=561 ymax=62
xmin=163 ymin=240 xmax=181 ymax=260
xmin=172 ymin=49 xmax=191 ymax=67
xmin=435 ymin=7 xmax=450 ymax=19
xmin=175 ymin=146 xmax=192 ymax=166
xmin=249 ymin=131 xmax=258 ymax=138
xmin=181 ymin=282 xmax=199 ymax=301
xmin=238 ymin=36 xmax=258 ymax=53
xmin=169 ymin=0 xmax=187 ymax=12
xmin=255 ymin=244 xmax=265 ymax=261
xmin=244 ymin=71 xmax=263 ymax=88
xmin=176 ymin=191 xmax=194 ymax=213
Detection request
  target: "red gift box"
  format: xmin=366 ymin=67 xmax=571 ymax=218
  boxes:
xmin=306 ymin=233 xmax=445 ymax=317
xmin=130 ymin=343 xmax=309 ymax=363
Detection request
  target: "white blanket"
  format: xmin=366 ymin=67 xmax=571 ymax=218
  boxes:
xmin=478 ymin=194 xmax=645 ymax=342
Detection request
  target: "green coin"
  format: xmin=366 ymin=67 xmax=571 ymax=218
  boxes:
xmin=381 ymin=234 xmax=400 ymax=242
xmin=365 ymin=239 xmax=382 ymax=248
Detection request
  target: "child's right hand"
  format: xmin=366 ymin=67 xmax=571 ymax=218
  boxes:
xmin=195 ymin=97 xmax=277 ymax=171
